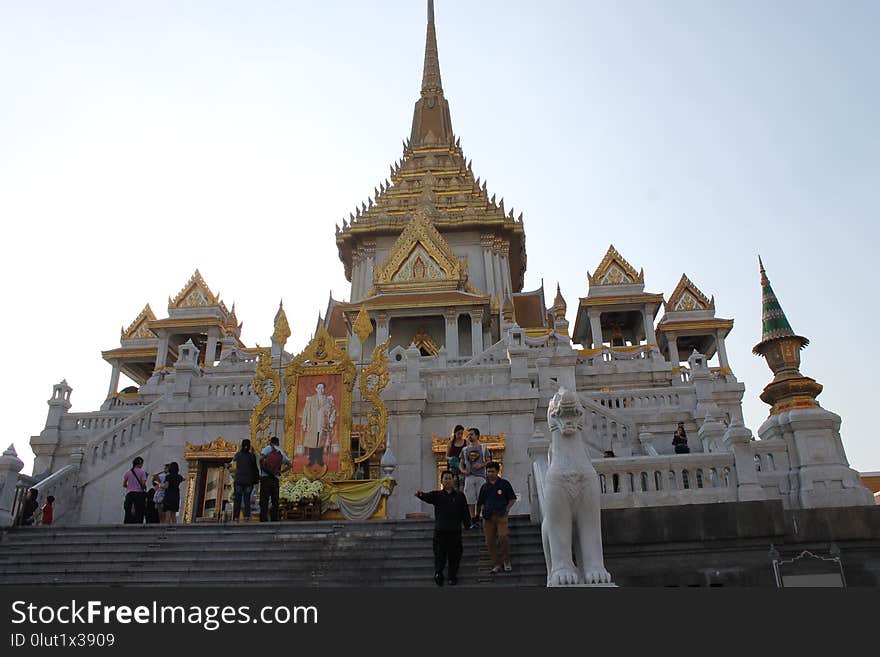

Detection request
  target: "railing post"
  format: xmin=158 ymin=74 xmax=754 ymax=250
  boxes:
xmin=0 ymin=445 xmax=25 ymax=527
xmin=723 ymin=419 xmax=765 ymax=501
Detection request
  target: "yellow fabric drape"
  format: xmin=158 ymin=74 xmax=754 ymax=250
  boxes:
xmin=319 ymin=478 xmax=394 ymax=505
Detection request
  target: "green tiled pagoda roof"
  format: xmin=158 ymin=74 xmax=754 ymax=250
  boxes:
xmin=753 ymin=256 xmax=809 ymax=354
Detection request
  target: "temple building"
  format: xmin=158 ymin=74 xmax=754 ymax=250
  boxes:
xmin=8 ymin=1 xmax=873 ymax=533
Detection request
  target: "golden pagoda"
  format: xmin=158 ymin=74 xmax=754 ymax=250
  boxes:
xmin=327 ymin=0 xmax=536 ymax=361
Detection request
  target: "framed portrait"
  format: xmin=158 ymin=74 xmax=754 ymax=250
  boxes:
xmin=283 ymin=327 xmax=356 ymax=481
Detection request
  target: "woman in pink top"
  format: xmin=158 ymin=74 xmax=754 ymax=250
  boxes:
xmin=122 ymin=456 xmax=148 ymax=524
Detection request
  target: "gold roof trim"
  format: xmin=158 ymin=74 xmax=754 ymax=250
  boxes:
xmin=184 ymin=436 xmax=238 ymax=460
xmin=121 ymin=304 xmax=157 ymax=340
xmin=102 ymin=347 xmax=159 ymax=360
xmin=666 ymin=274 xmax=715 ymax=312
xmin=340 ymin=290 xmax=488 ymax=311
xmin=168 ymin=269 xmax=220 ymax=310
xmin=411 ymin=327 xmax=440 ymax=356
xmin=656 ymin=318 xmax=734 ymax=333
xmin=588 ymin=245 xmax=644 ymax=287
xmin=147 ymin=317 xmax=229 ymax=331
xmin=431 ymin=433 xmax=506 ymax=453
xmin=578 ymin=293 xmax=665 ymax=308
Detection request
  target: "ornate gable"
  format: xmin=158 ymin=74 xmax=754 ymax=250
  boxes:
xmin=169 ymin=270 xmax=219 ymax=309
xmin=667 ymin=274 xmax=714 ymax=312
xmin=588 ymin=245 xmax=644 ymax=287
xmin=373 ymin=210 xmax=465 ymax=293
xmin=121 ymin=304 xmax=157 ymax=340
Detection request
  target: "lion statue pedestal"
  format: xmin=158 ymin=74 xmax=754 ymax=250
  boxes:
xmin=541 ymin=388 xmax=614 ymax=587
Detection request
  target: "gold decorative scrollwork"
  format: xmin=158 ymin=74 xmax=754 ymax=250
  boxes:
xmin=355 ymin=336 xmax=391 ymax=463
xmin=250 ymin=347 xmax=281 ymax=451
xmin=283 ymin=326 xmax=357 ymax=482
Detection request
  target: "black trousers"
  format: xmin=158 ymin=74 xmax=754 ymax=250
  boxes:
xmin=433 ymin=530 xmax=463 ymax=578
xmin=123 ymin=492 xmax=146 ymax=524
xmin=259 ymin=476 xmax=280 ymax=522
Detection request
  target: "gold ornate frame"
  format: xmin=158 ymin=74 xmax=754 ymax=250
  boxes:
xmin=283 ymin=326 xmax=357 ymax=481
xmin=182 ymin=436 xmax=238 ymax=523
xmin=431 ymin=433 xmax=506 ymax=487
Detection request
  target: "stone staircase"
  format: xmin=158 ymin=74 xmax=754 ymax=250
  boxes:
xmin=0 ymin=516 xmax=546 ymax=587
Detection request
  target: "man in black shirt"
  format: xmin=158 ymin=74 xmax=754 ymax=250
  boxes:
xmin=416 ymin=470 xmax=470 ymax=586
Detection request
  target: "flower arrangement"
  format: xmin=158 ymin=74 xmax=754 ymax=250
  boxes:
xmin=279 ymin=478 xmax=324 ymax=503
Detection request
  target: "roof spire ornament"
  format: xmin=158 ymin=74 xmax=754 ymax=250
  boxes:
xmin=752 ymin=257 xmax=821 ymax=414
xmin=421 ymin=0 xmax=443 ymax=95
xmin=410 ymin=0 xmax=453 ymax=146
xmin=353 ymin=305 xmax=374 ymax=345
xmin=552 ymin=283 xmax=567 ymax=320
xmin=272 ymin=300 xmax=291 ymax=350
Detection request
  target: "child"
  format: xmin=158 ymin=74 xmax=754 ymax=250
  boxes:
xmin=39 ymin=495 xmax=54 ymax=526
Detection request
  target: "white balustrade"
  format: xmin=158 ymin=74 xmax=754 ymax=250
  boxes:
xmin=593 ymin=453 xmax=738 ymax=508
xmin=84 ymin=400 xmax=162 ymax=476
xmin=30 ymin=464 xmax=79 ymax=526
xmin=588 ymin=388 xmax=689 ymax=411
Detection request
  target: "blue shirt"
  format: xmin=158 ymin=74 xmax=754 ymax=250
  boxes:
xmin=477 ymin=477 xmax=516 ymax=518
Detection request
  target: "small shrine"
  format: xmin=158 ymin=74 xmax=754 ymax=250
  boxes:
xmin=244 ymin=306 xmax=396 ymax=521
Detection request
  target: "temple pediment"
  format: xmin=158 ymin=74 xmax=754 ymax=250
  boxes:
xmin=666 ymin=274 xmax=715 ymax=312
xmin=121 ymin=304 xmax=157 ymax=341
xmin=373 ymin=210 xmax=465 ymax=293
xmin=168 ymin=269 xmax=223 ymax=311
xmin=588 ymin=245 xmax=644 ymax=287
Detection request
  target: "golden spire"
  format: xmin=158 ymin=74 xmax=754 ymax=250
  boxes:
xmin=421 ymin=0 xmax=443 ymax=96
xmin=410 ymin=0 xmax=453 ymax=146
xmin=552 ymin=283 xmax=567 ymax=320
xmin=272 ymin=300 xmax=291 ymax=349
xmin=353 ymin=305 xmax=373 ymax=344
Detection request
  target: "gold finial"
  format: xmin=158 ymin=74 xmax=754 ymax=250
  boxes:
xmin=272 ymin=300 xmax=291 ymax=349
xmin=552 ymin=283 xmax=567 ymax=320
xmin=353 ymin=305 xmax=373 ymax=344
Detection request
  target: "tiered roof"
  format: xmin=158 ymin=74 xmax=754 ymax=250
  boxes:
xmin=334 ymin=0 xmax=526 ymax=291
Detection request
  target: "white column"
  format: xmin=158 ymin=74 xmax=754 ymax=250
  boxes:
xmin=444 ymin=309 xmax=459 ymax=359
xmin=716 ymin=331 xmax=730 ymax=371
xmin=667 ymin=332 xmax=680 ymax=364
xmin=589 ymin=311 xmax=604 ymax=349
xmin=471 ymin=310 xmax=484 ymax=357
xmin=204 ymin=328 xmax=219 ymax=367
xmin=492 ymin=242 xmax=504 ymax=294
xmin=107 ymin=361 xmax=121 ymax=397
xmin=353 ymin=254 xmax=363 ymax=302
xmin=375 ymin=312 xmax=389 ymax=345
xmin=480 ymin=236 xmax=497 ymax=297
xmin=365 ymin=257 xmax=375 ymax=296
xmin=499 ymin=244 xmax=512 ymax=293
xmin=156 ymin=333 xmax=170 ymax=369
xmin=364 ymin=241 xmax=376 ymax=298
xmin=643 ymin=305 xmax=657 ymax=346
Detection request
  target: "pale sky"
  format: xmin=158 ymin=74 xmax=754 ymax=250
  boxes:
xmin=1 ymin=0 xmax=878 ymax=475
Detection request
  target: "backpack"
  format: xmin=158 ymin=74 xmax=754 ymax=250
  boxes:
xmin=262 ymin=447 xmax=283 ymax=477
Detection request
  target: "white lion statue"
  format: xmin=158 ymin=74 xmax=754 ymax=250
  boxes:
xmin=541 ymin=387 xmax=612 ymax=586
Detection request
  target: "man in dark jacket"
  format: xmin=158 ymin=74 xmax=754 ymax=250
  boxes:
xmin=476 ymin=462 xmax=517 ymax=574
xmin=231 ymin=438 xmax=260 ymax=522
xmin=416 ymin=470 xmax=471 ymax=586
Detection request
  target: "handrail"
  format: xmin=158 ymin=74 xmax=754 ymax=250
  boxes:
xmin=28 ymin=464 xmax=79 ymax=526
xmin=79 ymin=399 xmax=163 ymax=487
